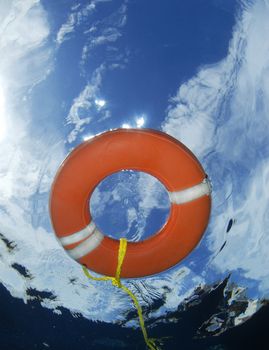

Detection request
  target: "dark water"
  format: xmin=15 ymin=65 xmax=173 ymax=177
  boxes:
xmin=1 ymin=280 xmax=268 ymax=350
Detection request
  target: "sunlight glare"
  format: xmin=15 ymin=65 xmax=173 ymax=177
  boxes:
xmin=136 ymin=116 xmax=145 ymax=128
xmin=83 ymin=134 xmax=94 ymax=141
xmin=95 ymin=99 xmax=106 ymax=108
xmin=122 ymin=123 xmax=131 ymax=129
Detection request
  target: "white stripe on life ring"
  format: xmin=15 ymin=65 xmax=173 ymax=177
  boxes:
xmin=59 ymin=221 xmax=96 ymax=246
xmin=67 ymin=228 xmax=104 ymax=260
xmin=169 ymin=178 xmax=211 ymax=205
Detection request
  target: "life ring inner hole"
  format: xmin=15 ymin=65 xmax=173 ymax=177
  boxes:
xmin=89 ymin=170 xmax=171 ymax=242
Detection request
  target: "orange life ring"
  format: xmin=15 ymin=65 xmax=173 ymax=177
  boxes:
xmin=50 ymin=129 xmax=211 ymax=278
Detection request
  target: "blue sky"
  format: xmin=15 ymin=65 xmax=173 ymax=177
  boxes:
xmin=0 ymin=0 xmax=269 ymax=332
xmin=30 ymin=0 xmax=238 ymax=144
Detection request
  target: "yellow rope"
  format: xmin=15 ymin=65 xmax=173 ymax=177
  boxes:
xmin=82 ymin=238 xmax=160 ymax=350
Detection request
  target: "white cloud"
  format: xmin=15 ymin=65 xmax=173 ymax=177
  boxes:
xmin=66 ymin=64 xmax=105 ymax=143
xmin=56 ymin=0 xmax=124 ymax=47
xmin=0 ymin=0 xmax=51 ymax=91
xmin=162 ymin=61 xmax=228 ymax=159
xmin=0 ymin=0 xmax=55 ymax=211
xmin=56 ymin=2 xmax=96 ymax=45
xmin=136 ymin=115 xmax=145 ymax=128
xmin=90 ymin=27 xmax=121 ymax=46
xmin=64 ymin=2 xmax=128 ymax=143
xmin=56 ymin=12 xmax=76 ymax=45
xmin=163 ymin=0 xmax=269 ymax=299
xmin=209 ymin=161 xmax=269 ymax=293
xmin=0 ymin=85 xmax=7 ymax=142
xmin=80 ymin=2 xmax=127 ymax=64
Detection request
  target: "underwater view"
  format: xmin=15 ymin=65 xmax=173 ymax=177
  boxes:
xmin=1 ymin=0 xmax=269 ymax=349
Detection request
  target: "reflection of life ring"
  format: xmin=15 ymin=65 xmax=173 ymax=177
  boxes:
xmin=50 ymin=129 xmax=211 ymax=278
